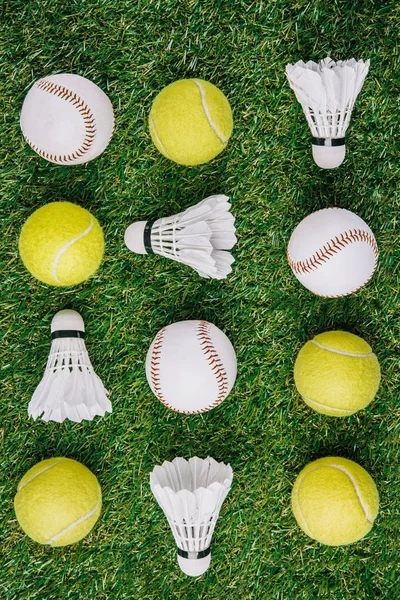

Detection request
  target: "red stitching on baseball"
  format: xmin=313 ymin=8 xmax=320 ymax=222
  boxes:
xmin=196 ymin=320 xmax=229 ymax=406
xmin=149 ymin=327 xmax=166 ymax=404
xmin=23 ymin=79 xmax=98 ymax=163
xmin=287 ymin=229 xmax=379 ymax=275
xmin=149 ymin=322 xmax=229 ymax=414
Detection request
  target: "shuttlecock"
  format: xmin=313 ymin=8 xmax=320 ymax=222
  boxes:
xmin=286 ymin=57 xmax=370 ymax=168
xmin=150 ymin=456 xmax=233 ymax=577
xmin=124 ymin=194 xmax=236 ymax=279
xmin=28 ymin=309 xmax=111 ymax=423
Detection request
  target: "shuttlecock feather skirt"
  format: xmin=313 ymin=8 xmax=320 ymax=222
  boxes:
xmin=28 ymin=332 xmax=111 ymax=423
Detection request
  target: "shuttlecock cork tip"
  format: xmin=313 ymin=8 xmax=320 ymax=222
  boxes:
xmin=177 ymin=553 xmax=211 ymax=577
xmin=51 ymin=309 xmax=85 ymax=333
xmin=312 ymin=143 xmax=346 ymax=169
xmin=124 ymin=221 xmax=148 ymax=254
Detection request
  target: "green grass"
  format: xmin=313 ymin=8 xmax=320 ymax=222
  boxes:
xmin=0 ymin=1 xmax=399 ymax=598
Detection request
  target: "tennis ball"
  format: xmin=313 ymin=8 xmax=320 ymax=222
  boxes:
xmin=292 ymin=456 xmax=379 ymax=546
xmin=294 ymin=331 xmax=380 ymax=416
xmin=14 ymin=457 xmax=102 ymax=546
xmin=149 ymin=78 xmax=233 ymax=166
xmin=19 ymin=201 xmax=104 ymax=286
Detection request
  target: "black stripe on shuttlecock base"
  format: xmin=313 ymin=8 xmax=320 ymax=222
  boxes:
xmin=312 ymin=137 xmax=345 ymax=147
xmin=143 ymin=220 xmax=156 ymax=254
xmin=177 ymin=547 xmax=211 ymax=560
xmin=52 ymin=330 xmax=85 ymax=339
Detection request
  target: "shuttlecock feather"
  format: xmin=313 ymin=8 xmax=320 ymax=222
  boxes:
xmin=286 ymin=57 xmax=370 ymax=168
xmin=28 ymin=309 xmax=111 ymax=423
xmin=150 ymin=456 xmax=233 ymax=576
xmin=124 ymin=194 xmax=236 ymax=279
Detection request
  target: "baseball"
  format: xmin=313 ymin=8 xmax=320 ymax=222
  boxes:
xmin=145 ymin=320 xmax=237 ymax=414
xmin=287 ymin=208 xmax=378 ymax=297
xmin=20 ymin=73 xmax=114 ymax=165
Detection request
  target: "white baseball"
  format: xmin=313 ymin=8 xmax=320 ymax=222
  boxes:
xmin=287 ymin=208 xmax=378 ymax=297
xmin=20 ymin=74 xmax=114 ymax=165
xmin=146 ymin=320 xmax=237 ymax=414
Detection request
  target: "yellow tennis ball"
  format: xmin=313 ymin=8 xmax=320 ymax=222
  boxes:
xmin=292 ymin=456 xmax=379 ymax=546
xmin=19 ymin=201 xmax=104 ymax=286
xmin=149 ymin=78 xmax=233 ymax=166
xmin=14 ymin=457 xmax=102 ymax=546
xmin=294 ymin=331 xmax=380 ymax=416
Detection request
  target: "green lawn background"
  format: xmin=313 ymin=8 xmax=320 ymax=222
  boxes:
xmin=0 ymin=1 xmax=399 ymax=599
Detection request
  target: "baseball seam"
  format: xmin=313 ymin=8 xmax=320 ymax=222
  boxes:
xmin=149 ymin=322 xmax=229 ymax=414
xmin=150 ymin=327 xmax=167 ymax=406
xmin=46 ymin=485 xmax=101 ymax=545
xmin=196 ymin=320 xmax=229 ymax=409
xmin=51 ymin=216 xmax=94 ymax=283
xmin=23 ymin=79 xmax=97 ymax=163
xmin=193 ymin=80 xmax=228 ymax=144
xmin=311 ymin=339 xmax=374 ymax=358
xmin=287 ymin=229 xmax=379 ymax=276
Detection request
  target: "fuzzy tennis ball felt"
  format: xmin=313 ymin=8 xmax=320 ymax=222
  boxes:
xmin=294 ymin=331 xmax=380 ymax=416
xmin=19 ymin=201 xmax=104 ymax=286
xmin=292 ymin=456 xmax=379 ymax=546
xmin=14 ymin=457 xmax=102 ymax=546
xmin=148 ymin=78 xmax=233 ymax=166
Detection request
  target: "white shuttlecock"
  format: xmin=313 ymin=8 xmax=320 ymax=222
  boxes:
xmin=150 ymin=456 xmax=233 ymax=577
xmin=286 ymin=57 xmax=370 ymax=168
xmin=28 ymin=309 xmax=112 ymax=423
xmin=124 ymin=194 xmax=236 ymax=279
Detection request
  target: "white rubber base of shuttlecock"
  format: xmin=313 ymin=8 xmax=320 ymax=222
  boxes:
xmin=51 ymin=309 xmax=84 ymax=333
xmin=124 ymin=221 xmax=147 ymax=254
xmin=177 ymin=553 xmax=211 ymax=576
xmin=312 ymin=144 xmax=346 ymax=169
